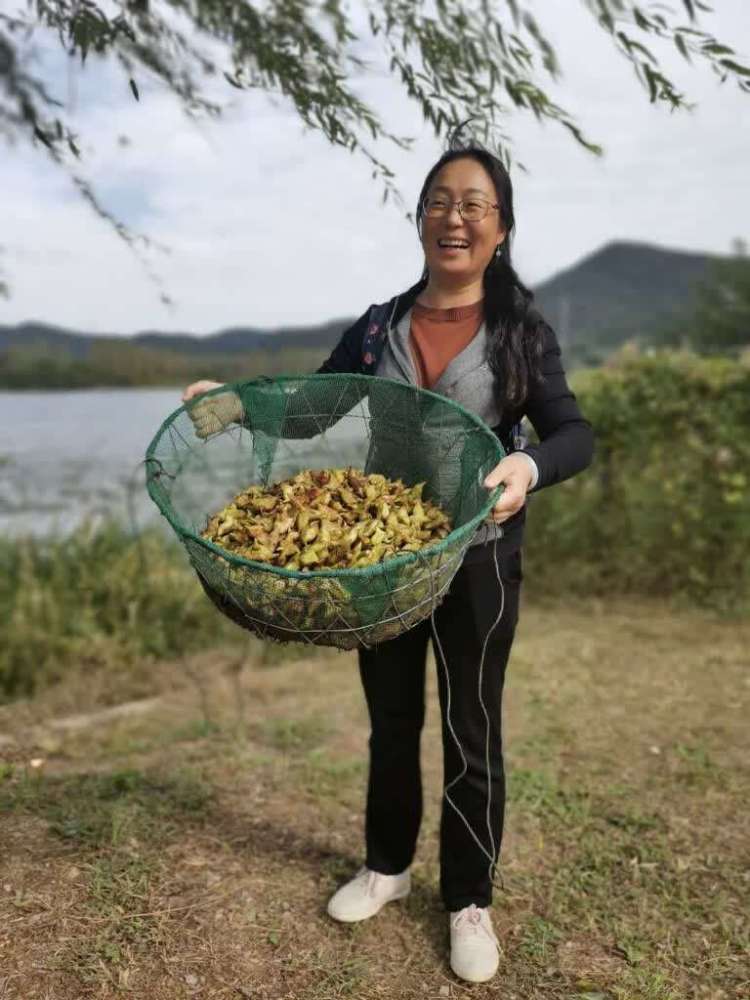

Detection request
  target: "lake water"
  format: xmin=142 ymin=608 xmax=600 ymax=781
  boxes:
xmin=1 ymin=388 xmax=192 ymax=537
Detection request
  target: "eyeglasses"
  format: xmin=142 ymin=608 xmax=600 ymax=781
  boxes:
xmin=421 ymin=196 xmax=499 ymax=222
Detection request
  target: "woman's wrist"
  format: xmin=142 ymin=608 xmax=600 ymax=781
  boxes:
xmin=513 ymin=451 xmax=539 ymax=491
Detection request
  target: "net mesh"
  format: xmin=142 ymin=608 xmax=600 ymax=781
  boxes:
xmin=145 ymin=374 xmax=503 ymax=649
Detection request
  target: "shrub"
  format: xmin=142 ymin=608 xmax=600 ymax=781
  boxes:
xmin=525 ymin=350 xmax=750 ymax=612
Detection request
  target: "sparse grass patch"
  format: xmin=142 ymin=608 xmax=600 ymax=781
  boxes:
xmin=166 ymin=717 xmax=223 ymax=744
xmin=253 ymin=714 xmax=332 ymax=753
xmin=673 ymin=741 xmax=720 ymax=787
xmin=508 ymin=765 xmax=593 ymax=823
xmin=240 ymin=714 xmax=367 ymax=809
xmin=60 ymin=852 xmax=164 ymax=984
xmin=298 ymin=749 xmax=367 ymax=802
xmin=65 ymin=713 xmax=228 ymax=763
xmin=306 ymin=951 xmax=370 ymax=998
xmin=520 ymin=914 xmax=565 ymax=962
xmin=0 ymin=765 xmax=213 ymax=848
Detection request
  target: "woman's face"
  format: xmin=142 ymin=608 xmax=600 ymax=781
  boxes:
xmin=420 ymin=156 xmax=506 ymax=287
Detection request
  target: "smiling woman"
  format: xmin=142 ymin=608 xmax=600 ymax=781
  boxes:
xmin=180 ymin=125 xmax=594 ymax=986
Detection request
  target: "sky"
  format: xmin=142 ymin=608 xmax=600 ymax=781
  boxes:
xmin=2 ymin=0 xmax=750 ymax=335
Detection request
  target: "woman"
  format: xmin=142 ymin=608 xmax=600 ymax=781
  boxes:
xmin=183 ymin=134 xmax=594 ymax=984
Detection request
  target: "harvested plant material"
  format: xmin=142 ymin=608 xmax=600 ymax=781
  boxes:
xmin=201 ymin=467 xmax=452 ymax=570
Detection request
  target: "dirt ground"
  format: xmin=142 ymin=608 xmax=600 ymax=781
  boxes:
xmin=1 ymin=596 xmax=748 ymax=1000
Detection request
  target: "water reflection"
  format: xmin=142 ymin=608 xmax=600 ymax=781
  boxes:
xmin=3 ymin=388 xmax=194 ymax=537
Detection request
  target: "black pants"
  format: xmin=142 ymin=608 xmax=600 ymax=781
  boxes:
xmin=357 ymin=542 xmax=522 ymax=912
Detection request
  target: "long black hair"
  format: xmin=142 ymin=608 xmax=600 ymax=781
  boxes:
xmin=415 ymin=133 xmax=546 ymax=411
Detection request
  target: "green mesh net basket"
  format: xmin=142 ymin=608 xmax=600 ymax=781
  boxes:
xmin=145 ymin=374 xmax=503 ymax=649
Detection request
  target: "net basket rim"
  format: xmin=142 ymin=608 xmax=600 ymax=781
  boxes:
xmin=145 ymin=373 xmax=504 ymax=581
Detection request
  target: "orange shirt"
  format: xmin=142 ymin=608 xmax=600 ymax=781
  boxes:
xmin=409 ymin=300 xmax=484 ymax=390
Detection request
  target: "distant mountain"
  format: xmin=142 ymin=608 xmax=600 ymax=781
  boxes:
xmin=0 ymin=317 xmax=352 ymax=359
xmin=532 ymin=240 xmax=720 ymax=361
xmin=0 ymin=241 xmax=725 ymax=364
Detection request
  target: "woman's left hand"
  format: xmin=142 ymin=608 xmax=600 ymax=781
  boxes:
xmin=483 ymin=454 xmax=535 ymax=524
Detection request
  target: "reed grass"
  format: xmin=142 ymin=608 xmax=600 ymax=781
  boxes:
xmin=0 ymin=520 xmax=237 ymax=701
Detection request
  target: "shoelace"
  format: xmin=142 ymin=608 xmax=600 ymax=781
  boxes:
xmin=358 ymin=868 xmax=386 ymax=898
xmin=451 ymin=904 xmax=498 ymax=945
xmin=357 ymin=867 xmax=406 ymax=899
xmin=365 ymin=870 xmax=380 ymax=897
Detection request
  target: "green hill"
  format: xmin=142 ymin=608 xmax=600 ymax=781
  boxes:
xmin=533 ymin=241 xmax=717 ymax=363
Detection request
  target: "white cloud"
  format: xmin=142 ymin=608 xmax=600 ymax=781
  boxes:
xmin=2 ymin=0 xmax=749 ymax=334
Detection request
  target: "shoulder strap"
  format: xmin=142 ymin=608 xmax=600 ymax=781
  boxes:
xmin=512 ymin=421 xmax=526 ymax=452
xmin=360 ymin=301 xmax=395 ymax=375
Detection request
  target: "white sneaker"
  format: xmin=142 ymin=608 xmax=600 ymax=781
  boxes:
xmin=326 ymin=866 xmax=411 ymax=922
xmin=449 ymin=904 xmax=501 ymax=983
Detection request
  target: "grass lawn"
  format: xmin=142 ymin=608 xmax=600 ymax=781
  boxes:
xmin=1 ymin=596 xmax=748 ymax=999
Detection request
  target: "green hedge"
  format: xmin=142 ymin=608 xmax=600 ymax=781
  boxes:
xmin=524 ymin=351 xmax=750 ymax=612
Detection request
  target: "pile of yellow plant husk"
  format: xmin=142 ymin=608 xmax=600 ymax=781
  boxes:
xmin=201 ymin=467 xmax=452 ymax=570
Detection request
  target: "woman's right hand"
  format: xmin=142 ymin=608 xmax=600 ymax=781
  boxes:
xmin=181 ymin=379 xmax=245 ymax=439
xmin=181 ymin=379 xmax=225 ymax=403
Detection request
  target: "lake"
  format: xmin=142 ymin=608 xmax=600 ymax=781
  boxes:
xmin=2 ymin=388 xmax=189 ymax=537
